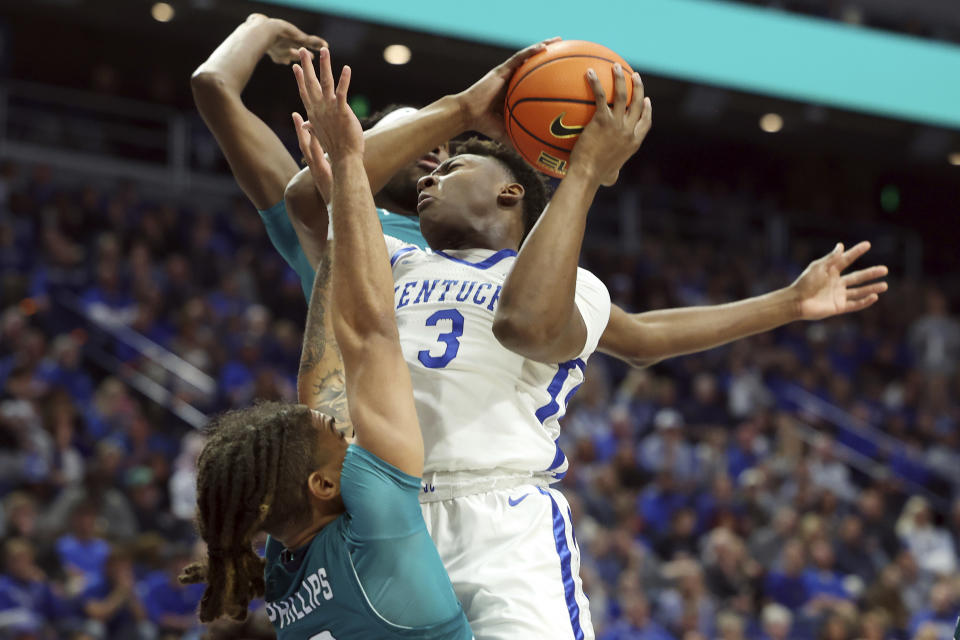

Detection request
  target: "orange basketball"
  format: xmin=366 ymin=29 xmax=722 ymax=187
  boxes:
xmin=504 ymin=40 xmax=634 ymax=178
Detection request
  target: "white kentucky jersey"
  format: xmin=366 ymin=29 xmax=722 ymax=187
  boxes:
xmin=384 ymin=235 xmax=611 ymax=479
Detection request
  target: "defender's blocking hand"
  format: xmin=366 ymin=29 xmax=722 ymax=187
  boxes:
xmin=791 ymin=241 xmax=889 ymax=320
xmin=245 ymin=14 xmax=327 ymax=65
xmin=292 ymin=47 xmax=364 ymax=160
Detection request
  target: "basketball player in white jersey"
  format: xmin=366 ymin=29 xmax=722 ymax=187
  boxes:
xmin=294 ymin=45 xmax=650 ymax=640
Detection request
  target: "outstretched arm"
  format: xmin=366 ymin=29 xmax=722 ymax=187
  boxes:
xmin=599 ymin=242 xmax=889 ymax=367
xmin=297 ymin=251 xmax=353 ymax=435
xmin=494 ymin=66 xmax=653 ymax=363
xmin=294 ymin=48 xmax=422 ymax=475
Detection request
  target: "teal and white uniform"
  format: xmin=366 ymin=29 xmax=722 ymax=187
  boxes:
xmin=263 ymin=445 xmax=472 ymax=639
xmin=258 ymin=201 xmax=427 ymax=300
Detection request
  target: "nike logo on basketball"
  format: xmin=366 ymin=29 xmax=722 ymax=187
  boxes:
xmin=508 ymin=494 xmax=531 ymax=507
xmin=549 ymin=113 xmax=584 ymax=139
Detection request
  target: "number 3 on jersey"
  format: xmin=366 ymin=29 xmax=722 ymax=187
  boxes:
xmin=418 ymin=309 xmax=464 ymax=368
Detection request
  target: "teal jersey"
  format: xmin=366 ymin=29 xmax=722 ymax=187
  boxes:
xmin=263 ymin=446 xmax=472 ymax=640
xmin=258 ymin=201 xmax=427 ymax=302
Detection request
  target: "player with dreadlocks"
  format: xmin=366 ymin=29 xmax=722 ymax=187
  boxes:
xmin=179 ymin=48 xmax=473 ymax=640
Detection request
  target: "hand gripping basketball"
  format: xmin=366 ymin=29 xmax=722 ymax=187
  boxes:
xmin=569 ymin=63 xmax=653 ymax=187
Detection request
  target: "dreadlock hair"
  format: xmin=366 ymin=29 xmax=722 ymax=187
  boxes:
xmin=179 ymin=401 xmax=326 ymax=622
xmin=452 ymin=137 xmax=552 ymax=244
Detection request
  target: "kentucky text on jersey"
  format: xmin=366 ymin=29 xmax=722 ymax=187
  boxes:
xmin=265 ymin=567 xmax=334 ymax=630
xmin=394 ymin=279 xmax=502 ymax=311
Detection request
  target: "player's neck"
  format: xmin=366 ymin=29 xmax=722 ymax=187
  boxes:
xmin=426 ymin=227 xmax=519 ymax=253
xmin=273 ymin=509 xmax=343 ymax=551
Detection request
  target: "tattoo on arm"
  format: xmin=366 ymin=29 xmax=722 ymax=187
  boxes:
xmin=298 ymin=252 xmax=354 ymax=434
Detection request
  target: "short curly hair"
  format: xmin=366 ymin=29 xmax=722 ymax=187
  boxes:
xmin=453 ymin=138 xmax=551 ymax=242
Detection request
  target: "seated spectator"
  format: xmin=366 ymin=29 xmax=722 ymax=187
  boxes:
xmin=80 ymin=260 xmax=136 ymax=327
xmin=656 ymin=559 xmax=716 ymax=638
xmin=759 ymin=604 xmax=793 ymax=640
xmin=765 ymin=539 xmax=810 ymax=611
xmin=654 ymin=508 xmax=699 ymax=561
xmin=807 ymin=435 xmax=857 ymax=502
xmin=818 ymin=612 xmax=854 ymax=640
xmin=638 ymin=471 xmax=688 ymax=537
xmin=717 ymin=611 xmax=747 ymax=640
xmin=704 ymin=529 xmax=758 ymax=608
xmin=834 ymin=515 xmax=877 ymax=584
xmin=41 ymin=465 xmax=138 ymax=542
xmin=54 ymin=501 xmax=111 ymax=596
xmin=858 ymin=609 xmax=893 ymax=640
xmin=601 ymin=591 xmax=675 ymax=640
xmin=896 ymin=497 xmax=956 ymax=577
xmin=80 ymin=548 xmax=153 ymax=640
xmin=802 ymin=539 xmax=850 ymax=611
xmin=0 ymin=538 xmax=62 ymax=634
xmin=638 ymin=409 xmax=696 ymax=484
xmin=907 ymin=580 xmax=957 ymax=640
xmin=139 ymin=544 xmax=204 ymax=637
xmin=749 ymin=506 xmax=797 ymax=569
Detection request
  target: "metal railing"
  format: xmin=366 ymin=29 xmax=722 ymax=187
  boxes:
xmin=55 ymin=293 xmax=214 ymax=429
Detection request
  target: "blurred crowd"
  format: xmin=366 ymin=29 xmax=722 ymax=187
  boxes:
xmin=0 ymin=157 xmax=958 ymax=640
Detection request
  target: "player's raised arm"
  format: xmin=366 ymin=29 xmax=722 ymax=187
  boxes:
xmin=284 ymin=39 xmax=559 ymax=225
xmin=493 ymin=66 xmax=653 ymax=363
xmin=294 ymin=48 xmax=423 ymax=475
xmin=598 ymin=242 xmax=889 ymax=368
xmin=191 ymin=13 xmax=324 ymax=210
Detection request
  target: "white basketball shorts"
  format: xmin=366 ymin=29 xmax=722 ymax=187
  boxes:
xmin=420 ymin=481 xmax=594 ymax=640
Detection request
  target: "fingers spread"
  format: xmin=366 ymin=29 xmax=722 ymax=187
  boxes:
xmin=292 ymin=64 xmax=310 ymax=106
xmin=291 ymin=112 xmax=312 ymax=161
xmin=297 ymin=48 xmax=322 ymax=102
xmin=847 ymin=282 xmax=888 ymax=299
xmin=841 ymin=265 xmax=889 ymax=286
xmin=336 ymin=65 xmax=352 ymax=103
xmin=316 ymin=47 xmax=336 ymax=98
xmin=839 ymin=240 xmax=871 ymax=269
xmin=843 ymin=293 xmax=879 ymax=313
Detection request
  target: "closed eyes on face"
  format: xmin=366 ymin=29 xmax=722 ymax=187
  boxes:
xmin=432 ymin=158 xmax=465 ymax=177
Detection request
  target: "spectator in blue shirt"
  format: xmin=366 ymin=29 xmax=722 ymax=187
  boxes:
xmin=54 ymin=501 xmax=110 ymax=594
xmin=803 ymin=539 xmax=850 ymax=617
xmin=0 ymin=538 xmax=62 ymax=633
xmin=638 ymin=471 xmax=688 ymax=537
xmin=80 ymin=549 xmax=152 ymax=640
xmin=139 ymin=545 xmax=203 ymax=637
xmin=907 ymin=580 xmax=957 ymax=640
xmin=765 ymin=539 xmax=810 ymax=611
xmin=601 ymin=591 xmax=675 ymax=640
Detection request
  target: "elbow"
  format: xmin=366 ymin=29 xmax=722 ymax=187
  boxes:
xmin=189 ymin=69 xmax=226 ymax=101
xmin=335 ymin=311 xmax=398 ymax=352
xmin=493 ymin=312 xmax=547 ymax=353
xmin=284 ymin=168 xmax=324 ymax=227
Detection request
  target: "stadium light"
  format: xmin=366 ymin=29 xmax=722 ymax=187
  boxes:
xmin=383 ymin=44 xmax=412 ymax=65
xmin=760 ymin=113 xmax=784 ymax=133
xmin=949 ymin=152 xmax=960 ymax=166
xmin=151 ymin=2 xmax=175 ymax=22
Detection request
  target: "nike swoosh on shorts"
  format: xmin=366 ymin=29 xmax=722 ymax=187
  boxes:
xmin=508 ymin=494 xmax=531 ymax=507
